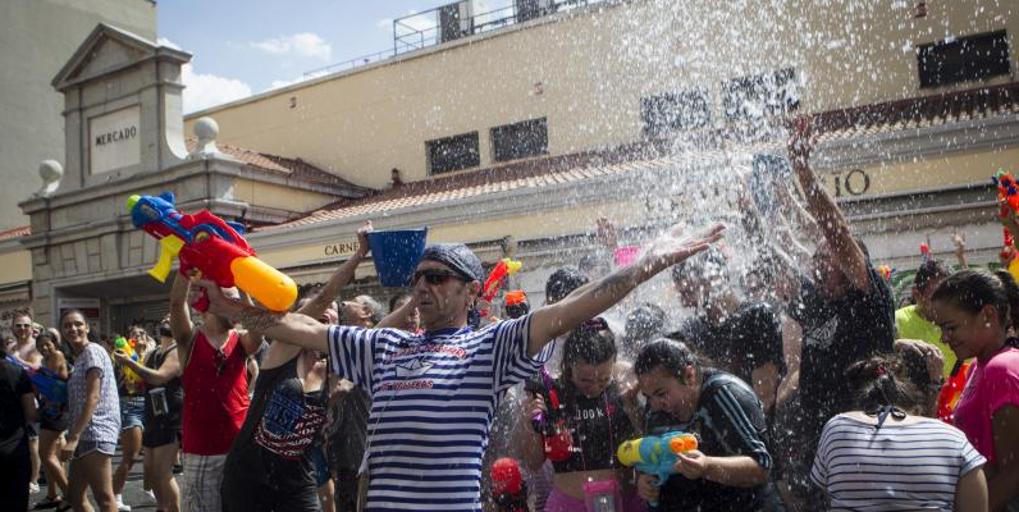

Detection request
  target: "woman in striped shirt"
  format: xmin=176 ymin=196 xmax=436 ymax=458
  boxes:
xmin=811 ymin=354 xmax=987 ymax=511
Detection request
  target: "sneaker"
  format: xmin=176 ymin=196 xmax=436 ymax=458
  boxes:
xmin=115 ymin=494 xmax=131 ymax=512
xmin=29 ymin=482 xmax=41 ymax=494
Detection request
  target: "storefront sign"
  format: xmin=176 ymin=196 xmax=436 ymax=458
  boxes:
xmin=324 ymin=239 xmax=360 ymax=257
xmin=89 ymin=106 xmax=141 ymax=175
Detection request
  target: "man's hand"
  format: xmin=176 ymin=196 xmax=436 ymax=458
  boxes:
xmin=638 ymin=222 xmax=726 ymax=274
xmin=636 ymin=473 xmax=661 ymax=502
xmin=894 ymin=338 xmax=944 ymax=384
xmin=522 ymin=393 xmax=547 ymax=432
xmin=674 ymin=450 xmax=711 ymax=480
xmin=952 ymin=232 xmax=966 ymax=254
xmin=596 ymin=217 xmax=619 ymax=250
xmin=189 ymin=279 xmax=242 ymax=319
xmin=355 ymin=221 xmax=372 ymax=257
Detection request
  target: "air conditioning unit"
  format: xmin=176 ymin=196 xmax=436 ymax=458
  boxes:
xmin=438 ymin=1 xmax=475 ymax=43
xmin=516 ymin=0 xmax=556 ymax=23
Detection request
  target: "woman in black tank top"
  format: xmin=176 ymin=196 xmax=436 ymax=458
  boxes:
xmin=513 ymin=319 xmax=645 ymax=511
xmin=114 ymin=320 xmax=183 ymax=512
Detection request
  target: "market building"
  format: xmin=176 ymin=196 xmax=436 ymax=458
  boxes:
xmin=1 ymin=0 xmax=1017 ymax=332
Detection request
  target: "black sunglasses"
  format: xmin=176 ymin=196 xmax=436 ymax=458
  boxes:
xmin=412 ymin=269 xmax=468 ymax=286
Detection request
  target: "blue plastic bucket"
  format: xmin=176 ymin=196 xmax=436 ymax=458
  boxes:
xmin=368 ymin=228 xmax=428 ymax=287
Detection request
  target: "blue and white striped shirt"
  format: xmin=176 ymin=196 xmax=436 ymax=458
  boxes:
xmin=811 ymin=414 xmax=986 ymax=511
xmin=327 ymin=314 xmax=554 ymax=511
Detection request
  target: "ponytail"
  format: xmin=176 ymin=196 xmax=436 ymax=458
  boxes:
xmin=845 ymin=355 xmax=925 ymax=416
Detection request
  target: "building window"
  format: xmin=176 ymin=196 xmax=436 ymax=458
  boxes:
xmin=641 ymin=90 xmax=711 ymax=137
xmin=426 ymin=132 xmax=480 ymax=174
xmin=491 ymin=117 xmax=548 ymax=162
xmin=917 ymin=30 xmax=1011 ymax=88
xmin=722 ymin=68 xmax=800 ymax=122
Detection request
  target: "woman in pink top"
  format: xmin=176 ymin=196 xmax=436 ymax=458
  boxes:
xmin=932 ymin=269 xmax=1019 ymax=511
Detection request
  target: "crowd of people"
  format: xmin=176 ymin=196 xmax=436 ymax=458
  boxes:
xmin=0 ymin=118 xmax=1017 ymax=512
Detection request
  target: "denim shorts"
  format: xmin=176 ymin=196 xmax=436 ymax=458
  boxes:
xmin=120 ymin=395 xmax=146 ymax=431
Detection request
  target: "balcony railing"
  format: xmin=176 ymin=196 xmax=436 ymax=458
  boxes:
xmin=303 ymin=0 xmax=606 ymax=79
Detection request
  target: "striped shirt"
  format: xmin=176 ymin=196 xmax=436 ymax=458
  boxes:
xmin=327 ymin=314 xmax=554 ymax=511
xmin=811 ymin=414 xmax=985 ymax=511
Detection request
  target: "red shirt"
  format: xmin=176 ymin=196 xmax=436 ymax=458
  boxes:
xmin=181 ymin=330 xmax=250 ymax=455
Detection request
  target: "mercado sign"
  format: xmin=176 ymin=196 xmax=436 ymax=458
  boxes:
xmin=89 ymin=105 xmax=141 ymax=175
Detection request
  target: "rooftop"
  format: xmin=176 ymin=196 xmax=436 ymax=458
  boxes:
xmin=184 ymin=138 xmax=373 ymax=194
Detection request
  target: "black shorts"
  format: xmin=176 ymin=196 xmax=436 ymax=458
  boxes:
xmin=142 ymin=428 xmax=180 ymax=449
xmin=40 ymin=412 xmax=69 ymax=433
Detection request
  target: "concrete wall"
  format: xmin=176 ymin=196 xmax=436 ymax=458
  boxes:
xmin=0 ymin=0 xmax=156 ymax=230
xmin=186 ymin=0 xmax=1017 ymax=189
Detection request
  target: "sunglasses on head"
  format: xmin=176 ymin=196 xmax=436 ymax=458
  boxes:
xmin=412 ymin=269 xmax=468 ymax=286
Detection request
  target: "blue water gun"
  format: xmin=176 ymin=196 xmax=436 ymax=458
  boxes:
xmin=617 ymin=431 xmax=699 ymax=506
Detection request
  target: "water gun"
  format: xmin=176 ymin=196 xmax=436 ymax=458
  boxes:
xmin=503 ymin=290 xmax=529 ymax=319
xmin=936 ymin=360 xmax=972 ymax=423
xmin=114 ymin=336 xmax=144 ymax=392
xmin=490 ymin=458 xmax=527 ymax=512
xmin=993 ymin=170 xmax=1019 ymax=249
xmin=617 ymin=432 xmax=699 ymax=506
xmin=127 ymin=192 xmax=297 ymax=312
xmin=480 ymin=258 xmax=523 ymax=314
xmin=524 ymin=367 xmax=573 ymax=461
xmin=877 ymin=265 xmax=892 ymax=282
xmin=29 ymin=367 xmax=68 ymax=405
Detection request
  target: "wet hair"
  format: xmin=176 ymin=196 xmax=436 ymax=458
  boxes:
xmin=845 ymin=354 xmax=925 ymax=416
xmin=560 ymin=318 xmax=617 ymax=384
xmin=931 ymin=269 xmax=1019 ymax=330
xmin=634 ymin=338 xmax=702 ymax=385
xmin=545 ymin=268 xmax=589 ymax=305
xmin=624 ymin=303 xmax=667 ymax=347
xmin=913 ymin=260 xmax=951 ymax=293
xmin=389 ymin=292 xmax=413 ymax=313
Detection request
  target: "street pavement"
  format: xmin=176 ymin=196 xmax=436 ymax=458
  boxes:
xmin=28 ymin=445 xmax=182 ymax=511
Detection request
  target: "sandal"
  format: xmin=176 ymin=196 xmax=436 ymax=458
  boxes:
xmin=33 ymin=497 xmax=62 ymax=510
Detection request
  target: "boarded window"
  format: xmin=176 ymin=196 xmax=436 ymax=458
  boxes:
xmin=491 ymin=118 xmax=548 ymax=162
xmin=918 ymin=30 xmax=1011 ymax=88
xmin=641 ymin=90 xmax=711 ymax=136
xmin=722 ymin=68 xmax=799 ymax=122
xmin=426 ymin=132 xmax=480 ymax=174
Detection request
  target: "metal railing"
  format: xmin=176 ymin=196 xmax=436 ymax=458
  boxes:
xmin=303 ymin=0 xmax=605 ymax=80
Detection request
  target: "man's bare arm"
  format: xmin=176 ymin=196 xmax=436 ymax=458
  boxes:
xmin=169 ymin=273 xmax=196 ymax=361
xmin=298 ymin=222 xmax=372 ymax=320
xmin=195 ymin=280 xmax=330 ymax=352
xmin=788 ymin=117 xmax=871 ymax=292
xmin=528 ymin=223 xmax=725 ymax=356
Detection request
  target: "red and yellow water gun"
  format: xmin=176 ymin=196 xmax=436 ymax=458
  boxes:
xmin=127 ymin=192 xmax=298 ymax=312
xmin=479 ymin=258 xmax=522 ymax=316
